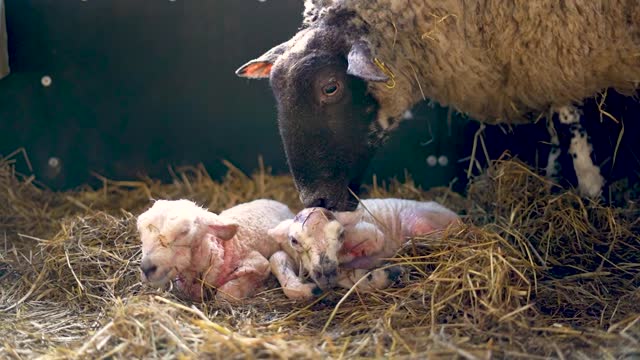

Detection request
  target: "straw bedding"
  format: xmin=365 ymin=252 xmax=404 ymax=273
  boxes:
xmin=1 ymin=152 xmax=639 ymax=359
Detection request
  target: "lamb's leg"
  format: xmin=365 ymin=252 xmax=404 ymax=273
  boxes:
xmin=405 ymin=209 xmax=461 ymax=237
xmin=336 ymin=265 xmax=403 ymax=292
xmin=340 ymin=222 xmax=385 ymax=265
xmin=215 ymin=251 xmax=271 ymax=301
xmin=269 ymin=250 xmax=322 ymax=300
xmin=556 ymin=105 xmax=604 ymax=198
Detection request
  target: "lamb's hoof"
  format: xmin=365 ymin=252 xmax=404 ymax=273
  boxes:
xmin=312 ymin=285 xmax=323 ymax=297
xmin=362 ymin=266 xmax=404 ymax=290
xmin=283 ymin=283 xmax=323 ymax=301
xmin=385 ymin=265 xmax=404 ymax=283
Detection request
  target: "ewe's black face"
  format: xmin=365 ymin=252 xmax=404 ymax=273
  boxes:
xmin=268 ymin=54 xmax=380 ymax=210
xmin=236 ymin=32 xmax=391 ymax=211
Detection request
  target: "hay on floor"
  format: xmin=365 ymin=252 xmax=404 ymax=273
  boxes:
xmin=1 ymin=153 xmax=639 ymax=359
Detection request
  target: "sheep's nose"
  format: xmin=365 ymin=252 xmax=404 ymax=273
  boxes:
xmin=140 ymin=257 xmax=158 ymax=279
xmin=307 ymin=197 xmax=328 ymax=209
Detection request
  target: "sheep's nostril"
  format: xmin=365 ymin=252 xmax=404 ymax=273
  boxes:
xmin=313 ymin=270 xmax=323 ymax=279
xmin=143 ymin=264 xmax=158 ymax=278
xmin=325 ymin=267 xmax=338 ymax=279
xmin=308 ymin=198 xmax=328 ymax=208
xmin=141 ymin=258 xmax=158 ymax=279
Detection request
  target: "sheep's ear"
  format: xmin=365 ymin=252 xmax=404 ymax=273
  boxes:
xmin=235 ymin=41 xmax=289 ymax=79
xmin=208 ymin=222 xmax=239 ymax=241
xmin=235 ymin=60 xmax=274 ymax=79
xmin=334 ymin=208 xmax=364 ymax=227
xmin=346 ymin=41 xmax=390 ymax=82
xmin=267 ymin=219 xmax=293 ymax=244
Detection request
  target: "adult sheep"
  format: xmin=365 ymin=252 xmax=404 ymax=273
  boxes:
xmin=236 ymin=0 xmax=640 ymax=211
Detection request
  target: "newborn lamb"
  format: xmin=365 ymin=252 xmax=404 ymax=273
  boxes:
xmin=137 ymin=198 xmax=293 ymax=301
xmin=268 ymin=198 xmax=460 ymax=300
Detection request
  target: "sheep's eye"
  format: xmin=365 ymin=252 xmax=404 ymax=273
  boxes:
xmin=338 ymin=231 xmax=345 ymax=241
xmin=322 ymin=82 xmax=339 ymax=96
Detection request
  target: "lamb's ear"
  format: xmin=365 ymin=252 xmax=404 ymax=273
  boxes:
xmin=199 ymin=213 xmax=239 ymax=241
xmin=208 ymin=222 xmax=239 ymax=241
xmin=235 ymin=41 xmax=289 ymax=79
xmin=346 ymin=41 xmax=390 ymax=82
xmin=334 ymin=208 xmax=364 ymax=227
xmin=267 ymin=219 xmax=293 ymax=244
xmin=136 ymin=213 xmax=147 ymax=231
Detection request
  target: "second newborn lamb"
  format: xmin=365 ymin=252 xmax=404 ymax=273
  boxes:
xmin=268 ymin=198 xmax=460 ymax=300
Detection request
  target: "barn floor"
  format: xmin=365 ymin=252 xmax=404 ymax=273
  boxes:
xmin=1 ymin=154 xmax=639 ymax=359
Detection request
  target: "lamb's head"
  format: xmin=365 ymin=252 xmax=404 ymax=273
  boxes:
xmin=236 ymin=18 xmax=395 ymax=211
xmin=136 ymin=199 xmax=238 ymax=288
xmin=268 ymin=207 xmax=364 ymax=289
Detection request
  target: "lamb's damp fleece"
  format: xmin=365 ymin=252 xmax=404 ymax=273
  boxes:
xmin=136 ymin=199 xmax=293 ymax=301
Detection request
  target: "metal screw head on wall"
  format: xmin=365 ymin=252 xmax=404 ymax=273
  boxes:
xmin=45 ymin=156 xmax=62 ymax=179
xmin=426 ymin=155 xmax=449 ymax=167
xmin=427 ymin=155 xmax=437 ymax=167
xmin=41 ymin=75 xmax=52 ymax=87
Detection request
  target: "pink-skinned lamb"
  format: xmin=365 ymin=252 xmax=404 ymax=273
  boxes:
xmin=268 ymin=198 xmax=460 ymax=300
xmin=137 ymin=198 xmax=293 ymax=301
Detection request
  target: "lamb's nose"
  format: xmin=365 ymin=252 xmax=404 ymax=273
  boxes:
xmin=140 ymin=258 xmax=158 ymax=279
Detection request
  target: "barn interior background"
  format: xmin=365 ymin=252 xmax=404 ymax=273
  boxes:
xmin=1 ymin=1 xmax=640 ymax=359
xmin=2 ymin=1 xmax=639 ymax=196
xmin=0 ymin=0 xmax=475 ymax=193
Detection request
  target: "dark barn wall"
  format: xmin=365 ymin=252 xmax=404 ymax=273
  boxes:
xmin=0 ymin=0 xmax=468 ymax=192
xmin=0 ymin=0 xmax=8 ymax=79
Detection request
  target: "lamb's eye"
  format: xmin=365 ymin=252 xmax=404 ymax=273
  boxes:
xmin=338 ymin=231 xmax=345 ymax=241
xmin=290 ymin=237 xmax=300 ymax=247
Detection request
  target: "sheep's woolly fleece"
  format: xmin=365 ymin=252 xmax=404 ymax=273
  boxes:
xmin=1 ymin=153 xmax=640 ymax=359
xmin=302 ymin=0 xmax=640 ymax=124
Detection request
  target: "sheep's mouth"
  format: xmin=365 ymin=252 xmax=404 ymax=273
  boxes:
xmin=311 ymin=267 xmax=339 ymax=290
xmin=313 ymin=276 xmax=336 ymax=290
xmin=141 ymin=268 xmax=174 ymax=288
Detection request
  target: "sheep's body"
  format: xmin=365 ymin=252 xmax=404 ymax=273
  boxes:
xmin=306 ymin=0 xmax=640 ymax=125
xmin=267 ymin=198 xmax=459 ymax=300
xmin=237 ymin=0 xmax=640 ymax=211
xmin=137 ymin=199 xmax=293 ymax=301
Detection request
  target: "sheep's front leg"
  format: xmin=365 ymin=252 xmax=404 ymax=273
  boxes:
xmin=269 ymin=250 xmax=322 ymax=301
xmin=336 ymin=265 xmax=404 ymax=292
xmin=215 ymin=251 xmax=271 ymax=301
xmin=548 ymin=105 xmax=604 ymax=198
xmin=545 ymin=115 xmax=562 ymax=180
